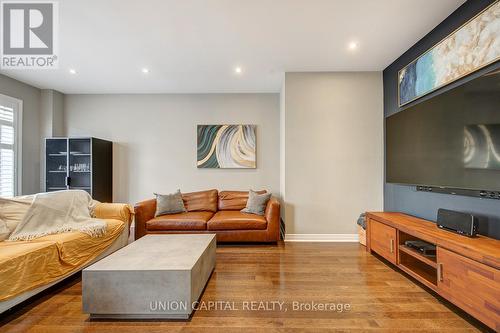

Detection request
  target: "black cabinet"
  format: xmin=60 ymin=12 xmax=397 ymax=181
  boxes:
xmin=45 ymin=137 xmax=112 ymax=202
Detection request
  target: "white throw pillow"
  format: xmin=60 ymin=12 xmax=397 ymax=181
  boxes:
xmin=0 ymin=195 xmax=34 ymax=239
xmin=0 ymin=218 xmax=9 ymax=241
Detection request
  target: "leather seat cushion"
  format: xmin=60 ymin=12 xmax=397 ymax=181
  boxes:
xmin=146 ymin=212 xmax=214 ymax=231
xmin=207 ymin=211 xmax=267 ymax=231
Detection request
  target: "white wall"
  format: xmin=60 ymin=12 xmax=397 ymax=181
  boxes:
xmin=40 ymin=89 xmax=65 ymax=190
xmin=52 ymin=91 xmax=64 ymax=137
xmin=283 ymin=72 xmax=383 ymax=235
xmin=279 ymin=80 xmax=286 ymax=219
xmin=0 ymin=74 xmax=41 ymax=195
xmin=64 ymin=93 xmax=280 ymax=204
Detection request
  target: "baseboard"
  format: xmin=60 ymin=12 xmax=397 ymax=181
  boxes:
xmin=284 ymin=234 xmax=359 ymax=242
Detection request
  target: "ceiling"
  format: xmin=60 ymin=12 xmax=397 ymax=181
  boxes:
xmin=1 ymin=0 xmax=465 ymax=94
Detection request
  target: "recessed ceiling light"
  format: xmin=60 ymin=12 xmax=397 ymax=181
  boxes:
xmin=234 ymin=66 xmax=243 ymax=74
xmin=348 ymin=41 xmax=358 ymax=51
xmin=69 ymin=69 xmax=77 ymax=74
xmin=141 ymin=68 xmax=150 ymax=74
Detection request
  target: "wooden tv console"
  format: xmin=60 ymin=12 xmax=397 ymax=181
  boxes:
xmin=366 ymin=212 xmax=499 ymax=331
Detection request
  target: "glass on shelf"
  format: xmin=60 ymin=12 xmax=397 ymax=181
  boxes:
xmin=70 ymin=163 xmax=90 ymax=172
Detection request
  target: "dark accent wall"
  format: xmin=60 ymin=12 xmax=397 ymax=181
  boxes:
xmin=383 ymin=0 xmax=500 ymax=240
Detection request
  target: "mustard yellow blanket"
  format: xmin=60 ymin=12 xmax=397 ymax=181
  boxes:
xmin=0 ymin=219 xmax=125 ymax=301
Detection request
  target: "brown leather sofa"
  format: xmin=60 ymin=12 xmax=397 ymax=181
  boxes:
xmin=134 ymin=189 xmax=280 ymax=242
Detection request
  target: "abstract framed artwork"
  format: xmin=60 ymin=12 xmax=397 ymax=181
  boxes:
xmin=197 ymin=125 xmax=256 ymax=168
xmin=398 ymin=1 xmax=500 ymax=107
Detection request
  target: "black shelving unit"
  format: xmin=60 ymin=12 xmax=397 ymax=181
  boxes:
xmin=45 ymin=137 xmax=112 ymax=202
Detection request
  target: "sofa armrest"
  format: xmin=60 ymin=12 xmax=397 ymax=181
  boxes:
xmin=134 ymin=199 xmax=156 ymax=240
xmin=264 ymin=197 xmax=281 ymax=241
xmin=93 ymin=203 xmax=134 ymax=225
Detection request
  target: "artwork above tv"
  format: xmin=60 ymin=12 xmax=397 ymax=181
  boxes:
xmin=386 ymin=66 xmax=500 ymax=194
xmin=398 ymin=1 xmax=500 ymax=106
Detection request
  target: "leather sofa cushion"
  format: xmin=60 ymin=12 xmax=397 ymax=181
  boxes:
xmin=207 ymin=211 xmax=267 ymax=231
xmin=218 ymin=190 xmax=266 ymax=211
xmin=182 ymin=189 xmax=218 ymax=213
xmin=146 ymin=212 xmax=214 ymax=231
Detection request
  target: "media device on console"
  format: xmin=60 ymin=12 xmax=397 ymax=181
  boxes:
xmin=403 ymin=240 xmax=436 ymax=257
xmin=437 ymin=208 xmax=478 ymax=237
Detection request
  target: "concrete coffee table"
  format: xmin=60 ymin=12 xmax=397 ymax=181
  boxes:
xmin=82 ymin=234 xmax=216 ymax=319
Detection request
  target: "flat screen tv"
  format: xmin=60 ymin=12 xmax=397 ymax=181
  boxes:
xmin=386 ymin=67 xmax=500 ymax=192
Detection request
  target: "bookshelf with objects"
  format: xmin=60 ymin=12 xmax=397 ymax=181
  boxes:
xmin=45 ymin=137 xmax=112 ymax=202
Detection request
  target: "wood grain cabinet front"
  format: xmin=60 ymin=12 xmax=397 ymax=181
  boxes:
xmin=369 ymin=219 xmax=397 ymax=264
xmin=366 ymin=212 xmax=500 ymax=330
xmin=437 ymin=247 xmax=500 ymax=331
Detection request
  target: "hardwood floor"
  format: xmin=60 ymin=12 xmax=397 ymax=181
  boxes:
xmin=0 ymin=242 xmax=491 ymax=332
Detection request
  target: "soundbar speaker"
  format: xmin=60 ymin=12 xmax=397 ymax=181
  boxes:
xmin=437 ymin=209 xmax=478 ymax=237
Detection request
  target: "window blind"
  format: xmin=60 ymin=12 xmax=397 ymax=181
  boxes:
xmin=0 ymin=104 xmax=16 ymax=197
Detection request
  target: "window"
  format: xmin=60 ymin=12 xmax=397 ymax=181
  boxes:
xmin=0 ymin=94 xmax=22 ymax=197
